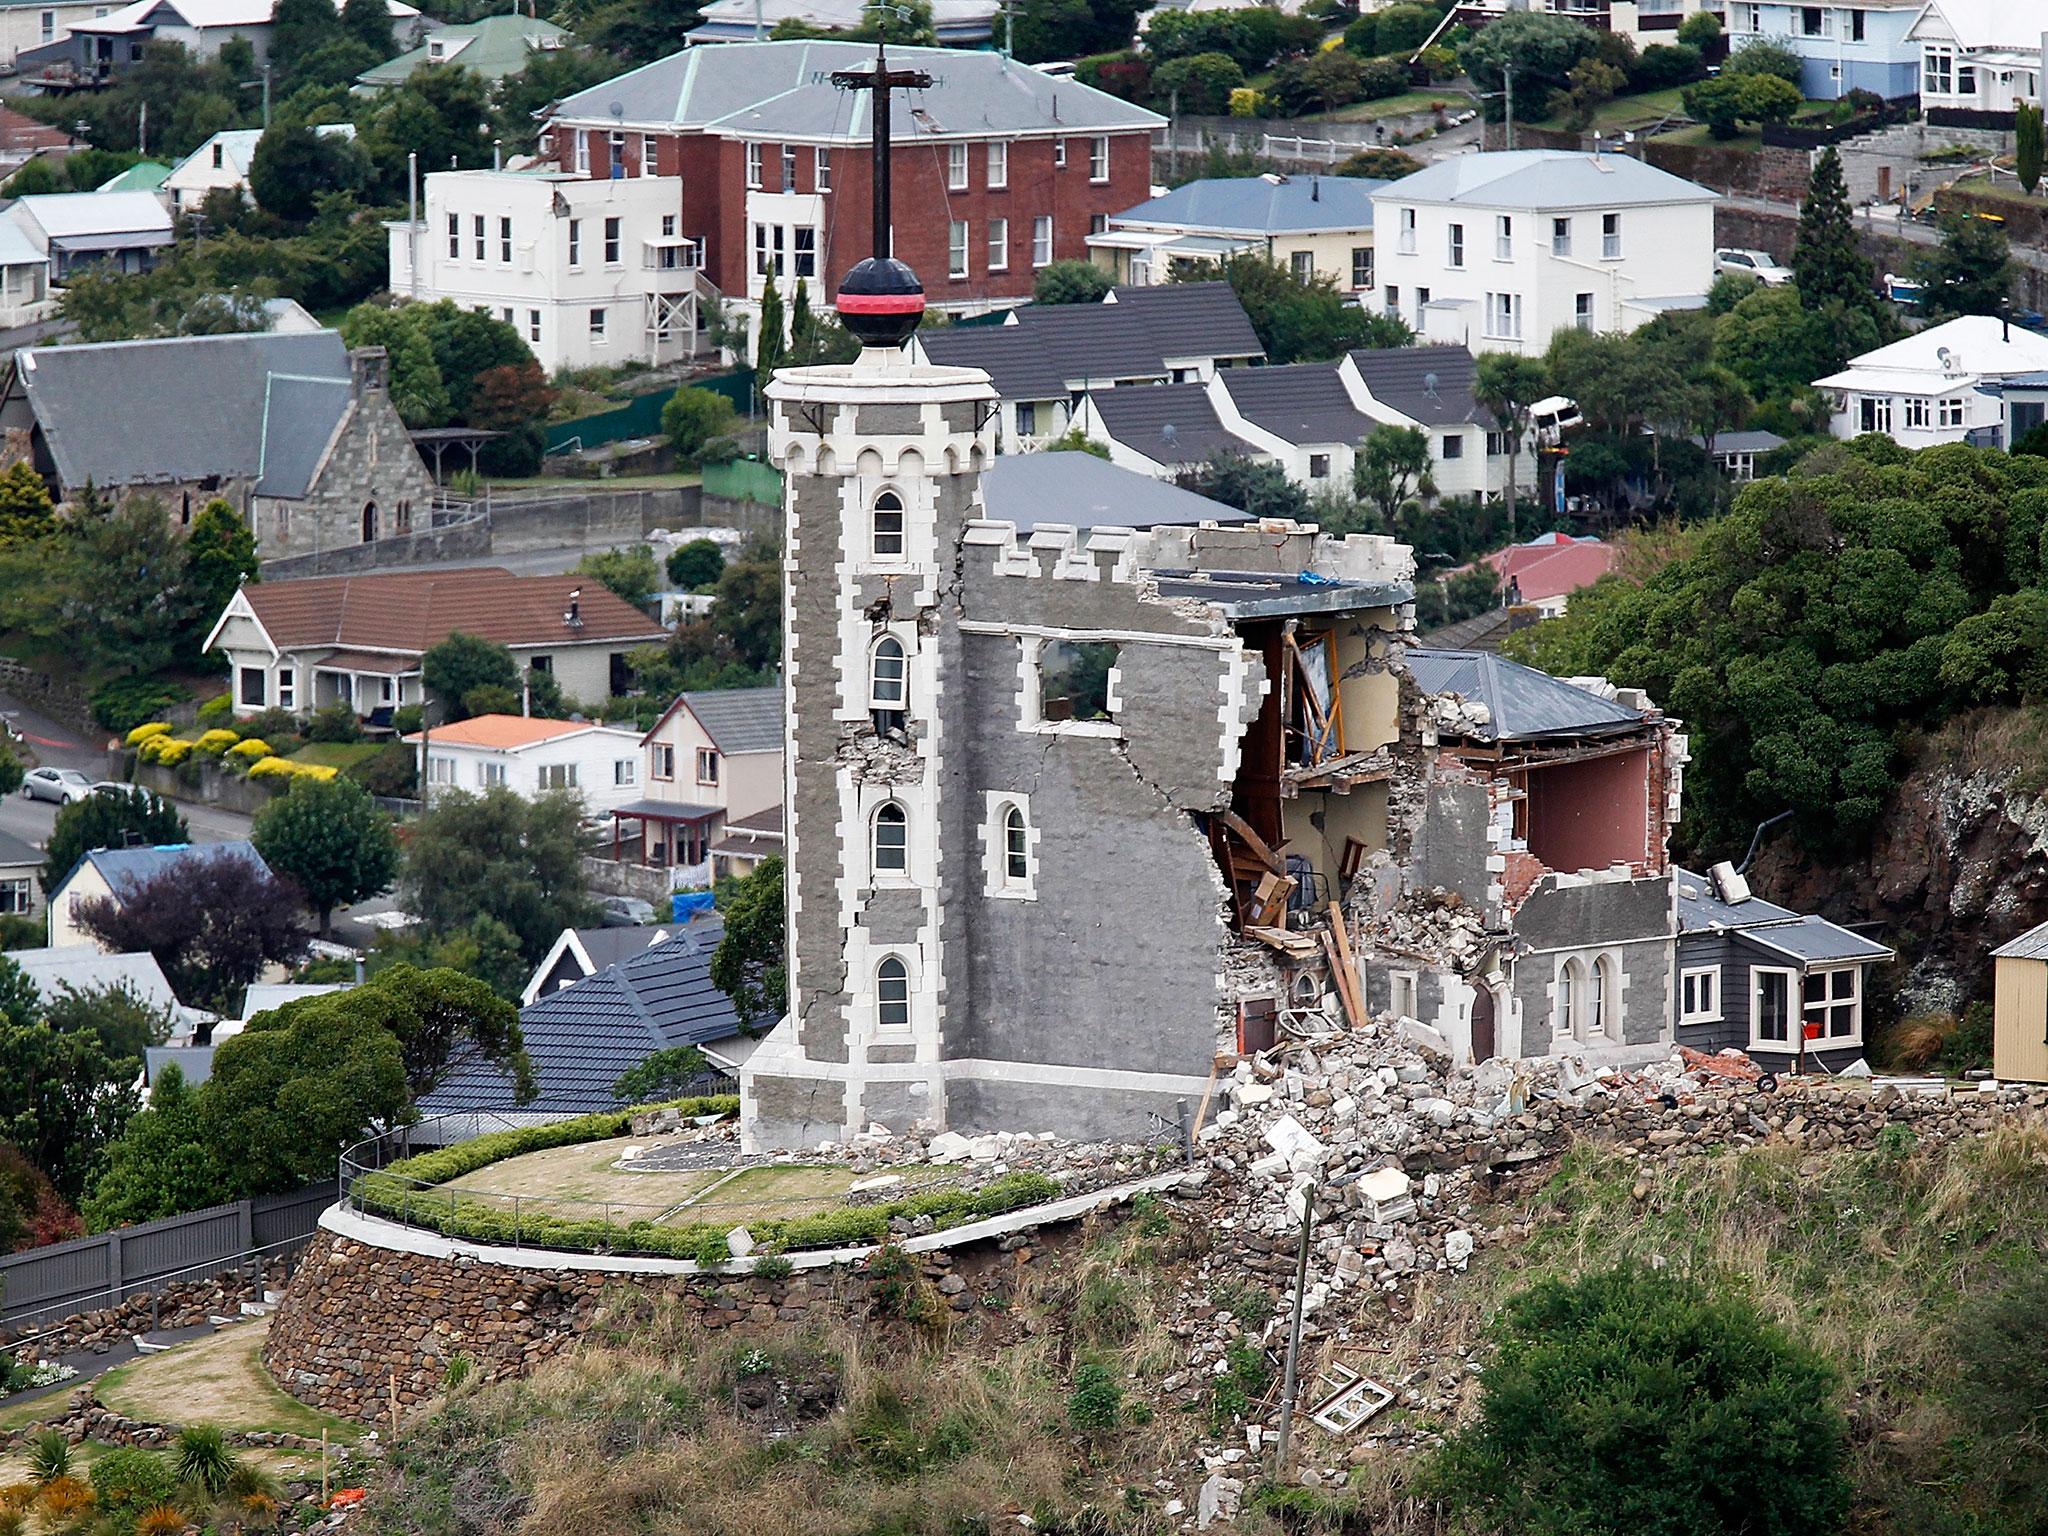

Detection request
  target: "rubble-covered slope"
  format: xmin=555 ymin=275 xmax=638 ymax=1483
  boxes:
xmin=353 ymin=1027 xmax=2048 ymax=1536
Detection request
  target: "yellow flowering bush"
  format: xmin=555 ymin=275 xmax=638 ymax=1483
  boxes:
xmin=294 ymin=763 xmax=340 ymax=782
xmin=227 ymin=738 xmax=272 ymax=762
xmin=193 ymin=728 xmax=242 ymax=757
xmin=151 ymin=739 xmax=193 ymax=767
xmin=125 ymin=722 xmax=172 ymax=746
xmin=1228 ymin=86 xmax=1267 ymax=117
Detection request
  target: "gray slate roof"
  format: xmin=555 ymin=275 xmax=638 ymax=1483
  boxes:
xmin=1697 ymin=429 xmax=1788 ymax=455
xmin=683 ymin=686 xmax=782 ymax=754
xmin=1377 ymin=150 xmax=1717 ymax=211
xmin=0 ymin=826 xmax=37 ymax=867
xmin=1220 ymin=362 xmax=1378 ymax=446
xmin=1405 ymin=648 xmax=1647 ymax=742
xmin=916 ymin=283 xmax=1263 ymax=397
xmin=1347 ymin=345 xmax=1484 ymax=428
xmin=75 ymin=841 xmax=271 ymax=902
xmin=421 ymin=917 xmax=746 ymax=1116
xmin=1086 ymin=380 xmax=1261 ymax=467
xmin=552 ymin=39 xmax=1162 ymax=138
xmin=1677 ymin=869 xmax=1893 ymax=964
xmin=980 ymin=451 xmax=1252 ymax=531
xmin=1114 ymin=174 xmax=1384 ymax=234
xmin=17 ymin=330 xmax=351 ymax=498
xmin=7 ymin=945 xmax=183 ymax=1014
xmin=146 ymin=1044 xmax=215 ymax=1088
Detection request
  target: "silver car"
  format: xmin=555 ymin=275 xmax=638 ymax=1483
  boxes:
xmin=20 ymin=766 xmax=93 ymax=804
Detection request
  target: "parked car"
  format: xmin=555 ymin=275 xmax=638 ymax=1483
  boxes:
xmin=20 ymin=766 xmax=93 ymax=804
xmin=600 ymin=894 xmax=659 ymax=927
xmin=1715 ymin=248 xmax=1793 ymax=285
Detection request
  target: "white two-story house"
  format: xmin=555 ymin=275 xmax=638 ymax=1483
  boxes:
xmin=388 ymin=167 xmax=711 ymax=375
xmin=1371 ymin=151 xmax=1719 ymax=358
xmin=607 ymin=687 xmax=783 ymax=884
xmin=1906 ymin=0 xmax=2039 ymax=119
xmin=403 ymin=714 xmax=647 ymax=813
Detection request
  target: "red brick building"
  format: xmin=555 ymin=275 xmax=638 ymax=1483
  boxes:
xmin=538 ymin=39 xmax=1163 ymax=316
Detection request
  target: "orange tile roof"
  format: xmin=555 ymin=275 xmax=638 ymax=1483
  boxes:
xmin=239 ymin=568 xmax=668 ymax=653
xmin=401 ymin=714 xmax=607 ymax=750
xmin=1479 ymin=535 xmax=1618 ymax=605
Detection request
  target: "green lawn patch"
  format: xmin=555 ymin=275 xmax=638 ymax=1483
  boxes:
xmin=94 ymin=1321 xmax=359 ymax=1443
xmin=1653 ymin=122 xmax=1762 ymax=149
xmin=1321 ymin=89 xmax=1470 ymax=123
xmin=1531 ymin=84 xmax=1691 ymax=133
xmin=287 ymin=742 xmax=386 ymax=770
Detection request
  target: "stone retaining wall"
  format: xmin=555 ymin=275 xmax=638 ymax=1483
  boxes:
xmin=262 ymin=1226 xmax=1033 ymax=1423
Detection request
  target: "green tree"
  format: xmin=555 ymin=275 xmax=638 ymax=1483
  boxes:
xmin=1426 ymin=1264 xmax=1849 ymax=1536
xmin=1458 ymin=12 xmax=1597 ymax=121
xmin=1186 ymin=251 xmax=1412 ymax=364
xmin=1300 ymin=47 xmax=1364 ymax=114
xmin=401 ymin=786 xmax=596 ymax=959
xmin=412 ymin=300 xmax=531 ymax=420
xmin=576 ymin=545 xmax=662 ymax=610
xmin=0 ymin=461 xmax=56 ymax=544
xmin=1475 ymin=353 xmax=1548 ymax=540
xmin=2019 ymin=101 xmax=2045 ymax=196
xmin=711 ymin=856 xmax=785 ymax=1021
xmin=40 ymin=787 xmax=187 ymax=898
xmin=185 ymin=497 xmax=259 ymax=623
xmin=1043 ymin=426 xmax=1111 ymax=457
xmin=421 ymin=631 xmax=520 ymax=722
xmin=468 ymin=359 xmax=555 ymax=476
xmin=1713 ymin=283 xmax=1878 ymax=402
xmin=356 ymin=65 xmax=492 ymax=200
xmin=1721 ymin=35 xmax=1803 ymax=81
xmin=755 ymin=269 xmax=788 ymax=405
xmin=1355 ymin=423 xmax=1436 ymax=524
xmin=706 ymin=557 xmax=784 ymax=672
xmin=662 ymin=386 xmax=741 ymax=466
xmin=249 ymin=118 xmax=363 ymax=224
xmin=251 ymin=775 xmax=399 ymax=935
xmin=1677 ymin=9 xmax=1721 ymax=44
xmin=338 ymin=303 xmax=450 ymax=426
xmin=0 ymin=498 xmax=201 ymax=677
xmin=493 ymin=46 xmax=616 ymax=153
xmin=1032 ymin=259 xmax=1114 ymax=306
xmin=0 ymin=741 xmax=22 ymax=798
xmin=1191 ymin=452 xmax=1311 ymax=521
xmin=339 ymin=0 xmax=396 ymax=56
xmin=260 ymin=961 xmax=531 ymax=1104
xmin=80 ymin=1063 xmax=219 ymax=1229
xmin=667 ymin=538 xmax=726 ymax=590
xmin=1150 ymin=52 xmax=1244 ymax=116
xmin=43 ymin=981 xmax=175 ymax=1062
xmin=204 ymin=1002 xmax=410 ymax=1192
xmin=1792 ymin=147 xmax=1879 ymax=318
xmin=1914 ymin=214 xmax=2019 ymax=319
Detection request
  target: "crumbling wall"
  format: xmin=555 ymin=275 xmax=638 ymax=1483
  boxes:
xmin=1508 ymin=872 xmax=1674 ymax=1058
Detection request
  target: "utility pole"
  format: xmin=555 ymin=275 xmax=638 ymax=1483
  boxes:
xmin=137 ymin=99 xmax=146 ymax=157
xmin=1504 ymin=63 xmax=1514 ymax=151
xmin=1273 ymin=1192 xmax=1316 ymax=1474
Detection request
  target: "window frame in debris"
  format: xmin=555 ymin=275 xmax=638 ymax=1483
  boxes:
xmin=875 ymin=953 xmax=912 ymax=1032
xmin=1678 ymin=965 xmax=1720 ymax=1024
xmin=1027 ymin=635 xmax=1122 ymax=737
xmin=871 ymin=490 xmax=908 ymax=560
xmin=871 ymin=800 xmax=911 ymax=880
xmin=1388 ymin=970 xmax=1418 ymax=1021
xmin=1750 ymin=964 xmax=1798 ymax=1050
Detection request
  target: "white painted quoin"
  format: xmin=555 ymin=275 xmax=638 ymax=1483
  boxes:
xmin=387 ymin=168 xmax=711 ymax=376
xmin=1370 ymin=151 xmax=1718 ymax=357
xmin=400 ymin=714 xmax=647 ymax=815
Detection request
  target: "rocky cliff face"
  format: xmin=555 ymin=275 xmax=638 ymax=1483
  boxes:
xmin=1756 ymin=718 xmax=2048 ymax=1017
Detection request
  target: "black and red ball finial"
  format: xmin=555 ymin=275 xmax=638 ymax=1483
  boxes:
xmin=837 ymin=255 xmax=925 ymax=348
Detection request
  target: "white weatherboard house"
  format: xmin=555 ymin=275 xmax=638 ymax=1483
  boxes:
xmin=1906 ymin=0 xmax=2039 ymax=116
xmin=1814 ymin=314 xmax=2048 ymax=447
xmin=4 ymin=189 xmax=172 ymax=282
xmin=388 ymin=167 xmax=709 ymax=376
xmin=163 ymin=124 xmax=355 ymax=213
xmin=1370 ymin=151 xmax=1719 ymax=357
xmin=403 ymin=714 xmax=647 ymax=814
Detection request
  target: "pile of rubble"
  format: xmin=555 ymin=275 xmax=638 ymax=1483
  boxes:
xmin=1149 ymin=1016 xmax=2048 ymax=1523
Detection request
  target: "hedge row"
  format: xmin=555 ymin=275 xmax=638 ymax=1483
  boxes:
xmin=373 ymin=1096 xmax=741 ymax=1188
xmin=352 ymin=1168 xmax=1063 ymax=1261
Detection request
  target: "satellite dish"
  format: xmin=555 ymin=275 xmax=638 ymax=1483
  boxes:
xmin=609 ymin=100 xmax=624 ymax=120
xmin=1936 ymin=345 xmax=1957 ymax=373
xmin=1423 ymin=371 xmax=1439 ymax=397
xmin=1162 ymin=423 xmax=1179 ymax=446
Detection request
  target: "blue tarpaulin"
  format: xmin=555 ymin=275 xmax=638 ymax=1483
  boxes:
xmin=671 ymin=891 xmax=718 ymax=921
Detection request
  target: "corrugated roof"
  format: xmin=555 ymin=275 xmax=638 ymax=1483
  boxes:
xmin=683 ymin=686 xmax=783 ymax=754
xmin=551 ymin=39 xmax=1161 ymax=138
xmin=1376 ymin=149 xmax=1717 ymax=211
xmin=359 ymin=14 xmax=569 ymax=85
xmin=1993 ymin=919 xmax=2048 ymax=960
xmin=233 ymin=568 xmax=669 ymax=654
xmin=13 ymin=190 xmax=173 ymax=239
xmin=18 ymin=330 xmax=354 ymax=496
xmin=8 ymin=944 xmax=182 ymax=1014
xmin=1219 ymin=361 xmax=1378 ymax=446
xmin=980 ymin=451 xmax=1252 ymax=530
xmin=1404 ymin=648 xmax=1647 ymax=741
xmin=1737 ymin=916 xmax=1894 ymax=966
xmin=1086 ymin=380 xmax=1260 ymax=467
xmin=1346 ymin=344 xmax=1484 ymax=427
xmin=241 ymin=981 xmax=349 ymax=1020
xmin=1675 ymin=866 xmax=1799 ymax=933
xmin=146 ymin=1044 xmax=215 ymax=1087
xmin=1113 ymin=174 xmax=1384 ymax=235
xmin=80 ymin=841 xmax=270 ymax=902
xmin=401 ymin=713 xmax=612 ymax=750
xmin=421 ymin=917 xmax=746 ymax=1115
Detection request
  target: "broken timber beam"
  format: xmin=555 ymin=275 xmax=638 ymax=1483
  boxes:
xmin=1218 ymin=810 xmax=1288 ymax=877
xmin=1326 ymin=905 xmax=1367 ymax=1028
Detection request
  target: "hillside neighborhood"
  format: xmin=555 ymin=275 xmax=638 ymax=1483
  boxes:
xmin=0 ymin=0 xmax=2045 ymax=1533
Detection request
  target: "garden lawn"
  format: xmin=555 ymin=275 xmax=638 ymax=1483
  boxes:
xmin=443 ymin=1134 xmax=731 ymax=1218
xmin=93 ymin=1320 xmax=357 ymax=1443
xmin=1322 ymin=89 xmax=1471 ymax=122
xmin=658 ymin=1164 xmax=874 ymax=1228
xmin=286 ymin=742 xmax=386 ymax=771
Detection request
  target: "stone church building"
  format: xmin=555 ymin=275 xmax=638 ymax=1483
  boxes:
xmin=0 ymin=329 xmax=434 ymax=560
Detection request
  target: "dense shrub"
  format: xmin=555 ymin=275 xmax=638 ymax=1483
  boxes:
xmin=91 ymin=677 xmax=189 ymax=734
xmin=1630 ymin=41 xmax=1705 ymax=90
xmin=376 ymin=1098 xmax=741 ymax=1186
xmin=89 ymin=1447 xmax=178 ymax=1525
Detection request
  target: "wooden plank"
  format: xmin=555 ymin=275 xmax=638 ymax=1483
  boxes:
xmin=1318 ymin=927 xmax=1361 ymax=1027
xmin=1219 ymin=810 xmax=1287 ymax=876
xmin=1191 ymin=1059 xmax=1223 ymax=1141
xmin=1325 ymin=908 xmax=1367 ymax=1028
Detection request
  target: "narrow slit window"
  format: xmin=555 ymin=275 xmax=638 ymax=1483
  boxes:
xmin=872 ymin=490 xmax=906 ymax=557
xmin=1003 ymin=804 xmax=1028 ymax=881
xmin=873 ymin=802 xmax=908 ymax=875
xmin=877 ymin=956 xmax=909 ymax=1029
xmin=870 ymin=635 xmax=907 ymax=708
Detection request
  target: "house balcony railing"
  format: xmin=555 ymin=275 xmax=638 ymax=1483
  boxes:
xmin=644 ymin=236 xmax=704 ymax=272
